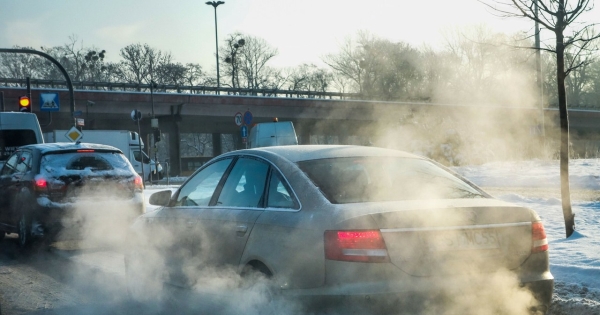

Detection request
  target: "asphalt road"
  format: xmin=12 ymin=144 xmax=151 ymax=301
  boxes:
xmin=0 ymin=234 xmax=143 ymax=315
xmin=0 ymin=235 xmax=278 ymax=315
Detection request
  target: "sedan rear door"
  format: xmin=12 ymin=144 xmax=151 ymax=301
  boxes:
xmin=196 ymin=156 xmax=270 ymax=267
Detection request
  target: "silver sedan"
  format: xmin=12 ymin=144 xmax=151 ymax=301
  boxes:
xmin=125 ymin=145 xmax=553 ymax=314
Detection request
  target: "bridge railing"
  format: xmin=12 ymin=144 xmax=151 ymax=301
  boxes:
xmin=0 ymin=78 xmax=360 ymax=100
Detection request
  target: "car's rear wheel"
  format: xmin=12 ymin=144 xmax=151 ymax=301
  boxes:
xmin=17 ymin=212 xmax=31 ymax=248
xmin=240 ymin=262 xmax=285 ymax=314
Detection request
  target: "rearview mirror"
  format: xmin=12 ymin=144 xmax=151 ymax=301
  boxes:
xmin=149 ymin=190 xmax=172 ymax=206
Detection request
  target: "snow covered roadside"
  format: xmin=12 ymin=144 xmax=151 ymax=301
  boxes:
xmin=455 ymin=159 xmax=600 ymax=314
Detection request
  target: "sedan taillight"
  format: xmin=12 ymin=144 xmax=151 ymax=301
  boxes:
xmin=532 ymin=221 xmax=549 ymax=253
xmin=325 ymin=230 xmax=390 ymax=263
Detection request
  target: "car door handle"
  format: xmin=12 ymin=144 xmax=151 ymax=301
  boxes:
xmin=186 ymin=220 xmax=194 ymax=228
xmin=236 ymin=225 xmax=248 ymax=236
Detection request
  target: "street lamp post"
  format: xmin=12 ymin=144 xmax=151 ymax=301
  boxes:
xmin=206 ymin=1 xmax=225 ymax=92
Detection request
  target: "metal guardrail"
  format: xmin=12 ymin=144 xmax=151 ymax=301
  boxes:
xmin=0 ymin=78 xmax=360 ymax=100
xmin=3 ymin=77 xmax=600 ymax=110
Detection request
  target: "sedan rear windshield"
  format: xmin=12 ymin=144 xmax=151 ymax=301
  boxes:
xmin=297 ymin=157 xmax=487 ymax=204
xmin=41 ymin=151 xmax=135 ymax=178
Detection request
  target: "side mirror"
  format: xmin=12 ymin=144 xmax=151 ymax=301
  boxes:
xmin=149 ymin=190 xmax=172 ymax=206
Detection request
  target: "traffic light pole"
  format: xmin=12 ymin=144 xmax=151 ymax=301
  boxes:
xmin=0 ymin=48 xmax=76 ymax=125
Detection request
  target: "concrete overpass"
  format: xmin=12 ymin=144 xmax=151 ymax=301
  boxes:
xmin=1 ymin=87 xmax=599 ymax=175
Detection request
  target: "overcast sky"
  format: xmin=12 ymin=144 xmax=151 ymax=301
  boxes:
xmin=1 ymin=0 xmax=599 ymax=72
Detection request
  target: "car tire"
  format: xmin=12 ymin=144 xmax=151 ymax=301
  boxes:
xmin=17 ymin=212 xmax=32 ymax=249
xmin=240 ymin=263 xmax=283 ymax=314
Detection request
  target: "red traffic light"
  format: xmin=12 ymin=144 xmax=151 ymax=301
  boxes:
xmin=19 ymin=96 xmax=31 ymax=112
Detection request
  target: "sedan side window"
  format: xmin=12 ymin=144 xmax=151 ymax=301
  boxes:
xmin=175 ymin=158 xmax=232 ymax=207
xmin=267 ymin=171 xmax=297 ymax=209
xmin=216 ymin=157 xmax=269 ymax=208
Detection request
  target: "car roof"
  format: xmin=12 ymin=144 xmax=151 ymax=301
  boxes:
xmin=19 ymin=142 xmax=123 ymax=155
xmin=232 ymin=145 xmax=423 ymax=163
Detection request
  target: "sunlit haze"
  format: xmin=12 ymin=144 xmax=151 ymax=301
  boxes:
xmin=5 ymin=0 xmax=594 ymax=72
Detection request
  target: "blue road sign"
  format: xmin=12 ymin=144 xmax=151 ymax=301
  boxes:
xmin=40 ymin=93 xmax=60 ymax=112
xmin=241 ymin=125 xmax=248 ymax=138
xmin=243 ymin=110 xmax=253 ymax=125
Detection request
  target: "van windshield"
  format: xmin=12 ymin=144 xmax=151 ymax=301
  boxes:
xmin=0 ymin=130 xmax=38 ymax=161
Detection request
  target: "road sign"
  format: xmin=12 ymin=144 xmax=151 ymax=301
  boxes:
xmin=131 ymin=110 xmax=142 ymax=121
xmin=234 ymin=112 xmax=243 ymax=126
xmin=76 ymin=118 xmax=85 ymax=126
xmin=64 ymin=126 xmax=83 ymax=142
xmin=73 ymin=110 xmax=83 ymax=117
xmin=40 ymin=93 xmax=59 ymax=112
xmin=241 ymin=125 xmax=248 ymax=138
xmin=243 ymin=110 xmax=253 ymax=125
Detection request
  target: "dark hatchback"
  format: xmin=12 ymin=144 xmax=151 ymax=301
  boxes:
xmin=0 ymin=142 xmax=145 ymax=247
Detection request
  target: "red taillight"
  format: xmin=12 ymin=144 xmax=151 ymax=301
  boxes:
xmin=33 ymin=176 xmax=48 ymax=192
xmin=532 ymin=222 xmax=548 ymax=253
xmin=133 ymin=176 xmax=144 ymax=191
xmin=77 ymin=149 xmax=95 ymax=153
xmin=325 ymin=230 xmax=390 ymax=263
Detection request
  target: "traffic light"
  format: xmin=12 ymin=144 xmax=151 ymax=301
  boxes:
xmin=19 ymin=96 xmax=31 ymax=112
xmin=153 ymin=129 xmax=161 ymax=143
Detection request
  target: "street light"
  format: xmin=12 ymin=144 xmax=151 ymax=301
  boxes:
xmin=206 ymin=1 xmax=225 ymax=92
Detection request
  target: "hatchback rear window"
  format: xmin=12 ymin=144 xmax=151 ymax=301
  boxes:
xmin=297 ymin=157 xmax=487 ymax=204
xmin=41 ymin=151 xmax=135 ymax=177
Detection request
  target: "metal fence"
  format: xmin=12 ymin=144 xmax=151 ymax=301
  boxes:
xmin=0 ymin=78 xmax=360 ymax=100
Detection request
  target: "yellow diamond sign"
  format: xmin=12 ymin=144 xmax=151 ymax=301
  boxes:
xmin=64 ymin=126 xmax=83 ymax=142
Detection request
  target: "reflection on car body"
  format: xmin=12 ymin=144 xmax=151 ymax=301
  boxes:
xmin=126 ymin=145 xmax=553 ymax=314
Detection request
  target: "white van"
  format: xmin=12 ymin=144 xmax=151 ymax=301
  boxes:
xmin=0 ymin=112 xmax=44 ymax=163
xmin=248 ymin=121 xmax=298 ymax=148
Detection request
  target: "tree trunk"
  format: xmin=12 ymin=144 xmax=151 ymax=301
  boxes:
xmin=555 ymin=20 xmax=576 ymax=238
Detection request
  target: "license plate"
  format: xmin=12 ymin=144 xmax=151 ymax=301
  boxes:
xmin=424 ymin=229 xmax=499 ymax=251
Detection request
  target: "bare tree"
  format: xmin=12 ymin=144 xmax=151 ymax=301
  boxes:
xmin=482 ymin=0 xmax=600 ymax=237
xmin=283 ymin=64 xmax=333 ymax=94
xmin=322 ymin=35 xmax=365 ymax=94
xmin=323 ymin=31 xmax=425 ymax=101
xmin=0 ymin=36 xmax=111 ymax=85
xmin=221 ymin=33 xmax=246 ymax=89
xmin=236 ymin=35 xmax=278 ymax=90
xmin=437 ymin=25 xmax=538 ymax=105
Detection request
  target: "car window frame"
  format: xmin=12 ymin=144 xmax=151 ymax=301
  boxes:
xmin=212 ymin=156 xmax=272 ymax=209
xmin=218 ymin=153 xmax=302 ymax=212
xmin=170 ymin=156 xmax=236 ymax=207
xmin=264 ymin=167 xmax=300 ymax=210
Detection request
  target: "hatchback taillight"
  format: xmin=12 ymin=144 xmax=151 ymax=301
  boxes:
xmin=33 ymin=175 xmax=48 ymax=193
xmin=325 ymin=230 xmax=390 ymax=263
xmin=133 ymin=176 xmax=144 ymax=191
xmin=532 ymin=222 xmax=548 ymax=253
